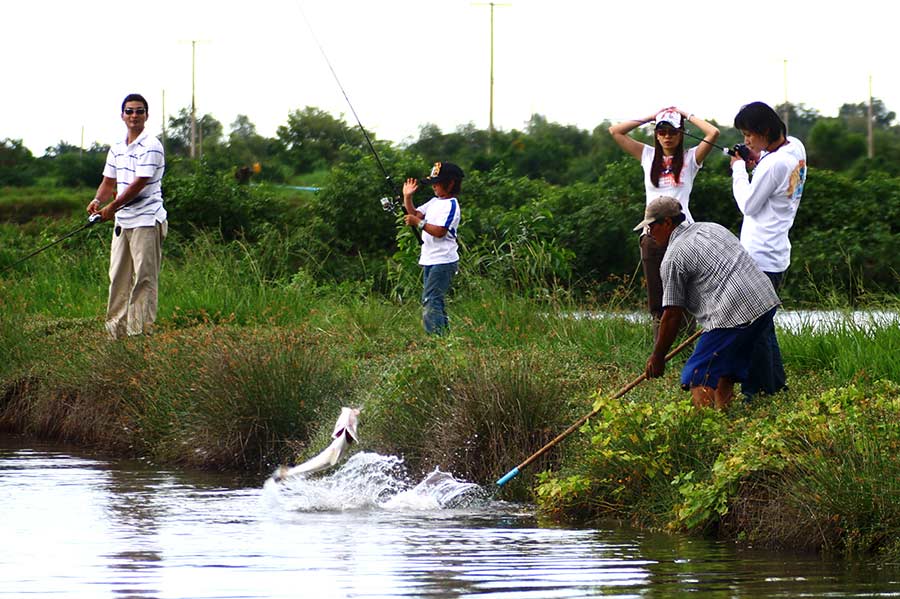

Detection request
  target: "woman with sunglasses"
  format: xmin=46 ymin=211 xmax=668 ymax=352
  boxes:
xmin=609 ymin=107 xmax=719 ymax=341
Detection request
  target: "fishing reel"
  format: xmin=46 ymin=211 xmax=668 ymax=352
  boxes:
xmin=379 ymin=195 xmax=401 ymax=214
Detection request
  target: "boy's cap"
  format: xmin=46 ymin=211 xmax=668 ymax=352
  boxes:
xmin=420 ymin=161 xmax=464 ymax=184
xmin=633 ymin=196 xmax=683 ymax=231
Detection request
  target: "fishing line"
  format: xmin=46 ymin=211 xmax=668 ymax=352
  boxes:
xmin=293 ymin=0 xmax=417 ymax=234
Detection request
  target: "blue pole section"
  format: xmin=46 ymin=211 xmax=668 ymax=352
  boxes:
xmin=496 ymin=467 xmax=520 ymax=487
xmin=492 ymin=329 xmax=702 ymax=489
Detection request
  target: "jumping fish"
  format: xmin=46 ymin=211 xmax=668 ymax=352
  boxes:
xmin=272 ymin=407 xmax=360 ymax=482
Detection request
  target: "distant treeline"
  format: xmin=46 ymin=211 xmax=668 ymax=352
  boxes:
xmin=2 ymin=99 xmax=900 ymax=187
xmin=1 ymin=100 xmax=898 ymax=305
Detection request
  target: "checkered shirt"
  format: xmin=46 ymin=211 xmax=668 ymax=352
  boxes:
xmin=661 ymin=222 xmax=780 ymax=330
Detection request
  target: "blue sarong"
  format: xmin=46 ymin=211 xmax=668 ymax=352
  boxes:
xmin=681 ymin=307 xmax=777 ymax=390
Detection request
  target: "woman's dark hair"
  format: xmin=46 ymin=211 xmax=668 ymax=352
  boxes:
xmin=446 ymin=178 xmax=462 ymax=195
xmin=121 ymin=93 xmax=149 ymax=113
xmin=734 ymin=101 xmax=786 ymax=142
xmin=650 ymin=128 xmax=684 ymax=187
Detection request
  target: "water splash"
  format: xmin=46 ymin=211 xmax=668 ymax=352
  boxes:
xmin=382 ymin=468 xmax=486 ymax=510
xmin=263 ymin=452 xmax=489 ymax=512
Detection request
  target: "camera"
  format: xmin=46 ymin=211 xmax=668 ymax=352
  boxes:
xmin=725 ymin=144 xmax=752 ymax=161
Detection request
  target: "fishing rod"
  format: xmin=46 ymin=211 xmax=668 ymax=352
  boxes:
xmin=1 ymin=213 xmax=102 ymax=275
xmin=626 ymin=116 xmax=754 ymax=161
xmin=679 ymin=129 xmax=754 ymax=161
xmin=295 ymin=2 xmax=421 ymax=242
xmin=496 ymin=328 xmax=702 ymax=487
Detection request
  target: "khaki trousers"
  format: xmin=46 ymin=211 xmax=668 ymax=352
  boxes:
xmin=106 ymin=220 xmax=167 ymax=339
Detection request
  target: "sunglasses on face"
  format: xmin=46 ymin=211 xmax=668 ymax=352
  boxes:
xmin=123 ymin=108 xmax=146 ymax=115
xmin=656 ymin=128 xmax=681 ymax=137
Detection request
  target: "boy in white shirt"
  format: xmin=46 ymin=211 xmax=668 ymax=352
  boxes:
xmin=402 ymin=161 xmax=463 ymax=335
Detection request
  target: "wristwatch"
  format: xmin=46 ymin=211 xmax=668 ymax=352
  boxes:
xmin=417 ymin=220 xmax=426 ymax=231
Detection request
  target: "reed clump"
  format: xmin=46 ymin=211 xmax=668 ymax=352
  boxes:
xmin=0 ymin=320 xmax=352 ymax=471
xmin=363 ymin=342 xmax=592 ymax=488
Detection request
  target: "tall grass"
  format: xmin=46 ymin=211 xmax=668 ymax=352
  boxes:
xmin=0 ymin=186 xmax=83 ymax=223
xmin=780 ymin=311 xmax=900 ymax=383
xmin=363 ymin=341 xmax=596 ymax=487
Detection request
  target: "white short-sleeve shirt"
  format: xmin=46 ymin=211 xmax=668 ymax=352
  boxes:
xmin=103 ymin=130 xmax=166 ymax=229
xmin=417 ymin=196 xmax=460 ymax=266
xmin=640 ymin=145 xmax=701 ymax=224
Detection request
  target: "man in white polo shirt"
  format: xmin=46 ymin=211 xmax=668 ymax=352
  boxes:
xmin=87 ymin=93 xmax=167 ymax=339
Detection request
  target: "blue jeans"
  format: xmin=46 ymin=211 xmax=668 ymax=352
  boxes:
xmin=422 ymin=262 xmax=458 ymax=335
xmin=743 ymin=272 xmax=787 ymax=399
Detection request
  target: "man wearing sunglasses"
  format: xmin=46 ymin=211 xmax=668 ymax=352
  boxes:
xmin=87 ymin=93 xmax=167 ymax=339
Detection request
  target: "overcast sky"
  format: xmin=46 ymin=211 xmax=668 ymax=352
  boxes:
xmin=3 ymin=0 xmax=897 ymax=155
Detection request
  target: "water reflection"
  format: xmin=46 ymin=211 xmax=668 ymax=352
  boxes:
xmin=2 ymin=434 xmax=900 ymax=598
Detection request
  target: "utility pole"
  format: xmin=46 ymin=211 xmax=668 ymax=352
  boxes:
xmin=179 ymin=40 xmax=209 ymax=159
xmin=868 ymin=75 xmax=874 ymax=159
xmin=161 ymin=89 xmax=167 ymax=148
xmin=782 ymin=58 xmax=790 ymax=132
xmin=474 ymin=2 xmax=510 ymax=152
xmin=191 ymin=40 xmax=197 ymax=159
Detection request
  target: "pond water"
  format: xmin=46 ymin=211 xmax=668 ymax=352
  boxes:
xmin=572 ymin=309 xmax=899 ymax=334
xmin=2 ymin=433 xmax=900 ymax=598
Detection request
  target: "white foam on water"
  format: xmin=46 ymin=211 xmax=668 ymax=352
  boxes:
xmin=263 ymin=452 xmax=488 ymax=513
xmin=381 ymin=468 xmax=486 ymax=511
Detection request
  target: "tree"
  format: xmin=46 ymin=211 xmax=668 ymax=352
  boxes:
xmin=48 ymin=142 xmax=109 ymax=187
xmin=838 ymin=98 xmax=896 ymax=130
xmin=225 ymin=114 xmax=285 ymax=181
xmin=406 ymin=122 xmax=496 ymax=173
xmin=564 ymin=122 xmax=635 ymax=183
xmin=165 ymin=107 xmax=224 ymax=158
xmin=0 ymin=138 xmax=38 ymax=186
xmin=774 ymin=102 xmax=821 ymax=142
xmin=275 ymin=106 xmax=365 ymax=173
xmin=807 ymin=119 xmax=867 ymax=171
xmin=43 ymin=141 xmax=82 ymax=158
xmin=501 ymin=114 xmax=592 ymax=184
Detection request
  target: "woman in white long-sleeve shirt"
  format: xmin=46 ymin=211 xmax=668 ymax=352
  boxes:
xmin=731 ymin=101 xmax=807 ymax=275
xmin=730 ymin=100 xmax=808 ymax=401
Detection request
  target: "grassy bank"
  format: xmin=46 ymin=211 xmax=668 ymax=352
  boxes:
xmin=535 ymin=321 xmax=900 ymax=559
xmin=2 ymin=193 xmax=900 ymax=560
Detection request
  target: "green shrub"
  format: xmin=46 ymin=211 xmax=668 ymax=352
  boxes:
xmin=364 ymin=342 xmax=589 ymax=488
xmin=163 ymin=160 xmax=289 ymax=241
